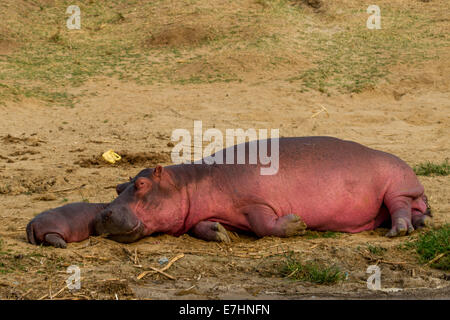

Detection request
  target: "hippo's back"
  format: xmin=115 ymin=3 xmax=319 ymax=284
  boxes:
xmin=214 ymin=136 xmax=391 ymax=179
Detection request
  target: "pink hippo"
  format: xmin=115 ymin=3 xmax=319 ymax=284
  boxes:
xmin=27 ymin=136 xmax=431 ymax=248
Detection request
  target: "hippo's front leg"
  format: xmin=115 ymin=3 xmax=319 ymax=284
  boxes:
xmin=243 ymin=204 xmax=307 ymax=237
xmin=190 ymin=221 xmax=231 ymax=243
xmin=43 ymin=233 xmax=69 ymax=248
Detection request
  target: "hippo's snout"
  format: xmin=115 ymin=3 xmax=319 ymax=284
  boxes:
xmin=107 ymin=220 xmax=146 ymax=243
xmin=94 ymin=207 xmax=146 ymax=243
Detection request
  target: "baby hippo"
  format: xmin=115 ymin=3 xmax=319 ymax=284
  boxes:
xmin=26 ymin=203 xmax=106 ymax=248
xmin=26 ymin=202 xmax=146 ymax=248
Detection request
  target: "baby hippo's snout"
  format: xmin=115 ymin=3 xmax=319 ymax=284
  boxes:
xmin=94 ymin=207 xmax=146 ymax=243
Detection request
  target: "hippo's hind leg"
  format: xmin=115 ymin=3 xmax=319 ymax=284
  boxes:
xmin=44 ymin=233 xmax=67 ymax=249
xmin=190 ymin=221 xmax=231 ymax=243
xmin=385 ymin=209 xmax=414 ymax=237
xmin=243 ymin=204 xmax=307 ymax=238
xmin=384 ymin=188 xmax=428 ymax=237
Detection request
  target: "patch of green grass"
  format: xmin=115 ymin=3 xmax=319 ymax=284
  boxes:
xmin=0 ymin=247 xmax=25 ymax=274
xmin=26 ymin=252 xmax=45 ymax=259
xmin=0 ymin=0 xmax=264 ymax=104
xmin=304 ymin=230 xmax=341 ymax=239
xmin=366 ymin=243 xmax=387 ymax=256
xmin=0 ymin=0 xmax=447 ymax=105
xmin=281 ymin=253 xmax=344 ymax=284
xmin=396 ymin=240 xmax=416 ymax=251
xmin=288 ymin=7 xmax=449 ymax=93
xmin=414 ymin=225 xmax=449 ymax=270
xmin=175 ymin=74 xmax=241 ymax=85
xmin=413 ymin=160 xmax=450 ymax=176
xmin=0 ymin=239 xmax=12 ymax=256
xmin=0 ymin=82 xmax=77 ymax=107
xmin=0 ymin=262 xmax=13 ymax=274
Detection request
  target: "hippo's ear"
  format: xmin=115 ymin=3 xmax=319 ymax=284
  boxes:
xmin=153 ymin=165 xmax=163 ymax=178
xmin=116 ymin=181 xmax=131 ymax=195
xmin=135 ymin=177 xmax=152 ymax=194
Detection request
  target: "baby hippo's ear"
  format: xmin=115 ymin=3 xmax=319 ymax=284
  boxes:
xmin=153 ymin=165 xmax=163 ymax=178
xmin=116 ymin=181 xmax=131 ymax=195
xmin=135 ymin=177 xmax=152 ymax=194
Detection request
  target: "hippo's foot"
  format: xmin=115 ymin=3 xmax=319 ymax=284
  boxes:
xmin=190 ymin=221 xmax=231 ymax=243
xmin=386 ymin=209 xmax=414 ymax=237
xmin=244 ymin=205 xmax=307 ymax=237
xmin=278 ymin=214 xmax=307 ymax=237
xmin=44 ymin=233 xmax=67 ymax=248
xmin=412 ymin=212 xmax=432 ymax=230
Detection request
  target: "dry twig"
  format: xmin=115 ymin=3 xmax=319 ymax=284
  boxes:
xmin=311 ymin=105 xmax=329 ymax=118
xmin=137 ymin=253 xmax=184 ymax=280
xmin=424 ymin=252 xmax=447 ymax=266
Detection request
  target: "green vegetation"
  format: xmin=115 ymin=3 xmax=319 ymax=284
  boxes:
xmin=1 ymin=0 xmax=448 ymax=105
xmin=0 ymin=262 xmax=13 ymax=274
xmin=304 ymin=230 xmax=341 ymax=239
xmin=414 ymin=225 xmax=449 ymax=270
xmin=396 ymin=226 xmax=449 ymax=270
xmin=366 ymin=243 xmax=387 ymax=256
xmin=414 ymin=160 xmax=450 ymax=176
xmin=281 ymin=252 xmax=344 ymax=284
xmin=288 ymin=6 xmax=449 ymax=93
xmin=396 ymin=240 xmax=416 ymax=251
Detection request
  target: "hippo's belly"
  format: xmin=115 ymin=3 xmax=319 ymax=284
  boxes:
xmin=283 ymin=172 xmax=389 ymax=232
xmin=296 ymin=198 xmax=387 ymax=233
xmin=278 ymin=164 xmax=388 ymax=231
xmin=224 ymin=158 xmax=390 ymax=233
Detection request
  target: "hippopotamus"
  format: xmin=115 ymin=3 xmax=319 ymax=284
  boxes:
xmin=26 ymin=203 xmax=108 ymax=248
xmin=26 ymin=136 xmax=431 ymax=248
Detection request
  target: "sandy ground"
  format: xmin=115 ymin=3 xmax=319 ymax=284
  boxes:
xmin=1 ymin=58 xmax=449 ymax=299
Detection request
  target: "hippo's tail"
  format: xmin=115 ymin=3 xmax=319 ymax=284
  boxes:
xmin=423 ymin=194 xmax=432 ymax=217
xmin=26 ymin=221 xmax=37 ymax=245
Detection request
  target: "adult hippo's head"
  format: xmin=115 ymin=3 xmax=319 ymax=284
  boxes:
xmin=94 ymin=166 xmax=186 ymax=243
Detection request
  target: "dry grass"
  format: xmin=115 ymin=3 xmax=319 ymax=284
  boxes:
xmin=0 ymin=0 xmax=448 ymax=105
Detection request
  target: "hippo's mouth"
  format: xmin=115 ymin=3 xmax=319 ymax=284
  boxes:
xmin=106 ymin=220 xmax=146 ymax=243
xmin=122 ymin=220 xmax=144 ymax=235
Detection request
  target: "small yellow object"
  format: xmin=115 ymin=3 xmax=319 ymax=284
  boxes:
xmin=102 ymin=150 xmax=121 ymax=164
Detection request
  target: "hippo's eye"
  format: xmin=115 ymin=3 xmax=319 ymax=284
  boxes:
xmin=137 ymin=181 xmax=145 ymax=188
